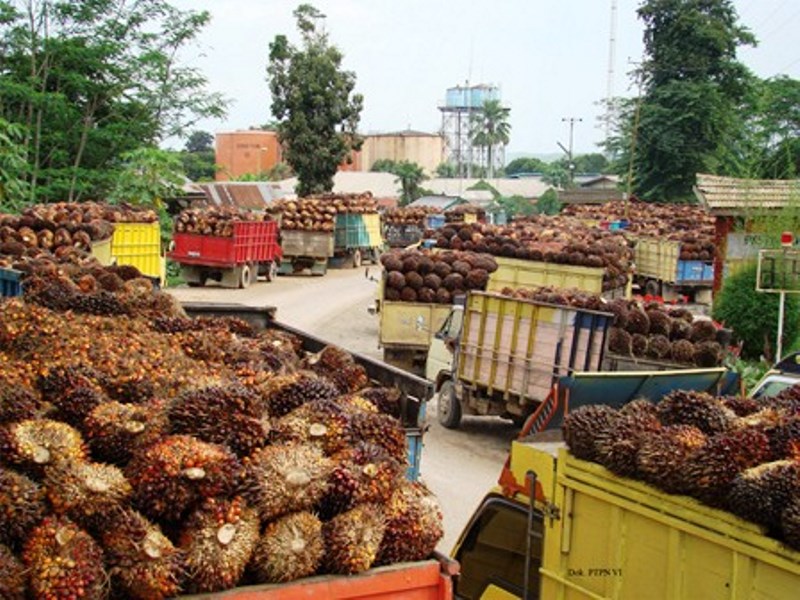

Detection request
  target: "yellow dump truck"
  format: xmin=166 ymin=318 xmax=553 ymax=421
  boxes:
xmin=376 ymin=257 xmax=628 ymax=377
xmin=111 ymin=221 xmax=166 ymax=285
xmin=633 ymin=237 xmax=714 ymax=303
xmin=451 ymin=437 xmax=800 ymax=599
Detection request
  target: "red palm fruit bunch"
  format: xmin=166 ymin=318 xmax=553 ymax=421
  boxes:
xmin=376 ymin=481 xmax=443 ymax=565
xmin=348 ymin=411 xmax=408 ymax=463
xmin=323 ymin=503 xmax=386 ymax=575
xmin=81 ymin=400 xmax=168 ymax=465
xmin=0 ymin=419 xmax=87 ymax=476
xmin=0 ymin=544 xmax=26 ymax=600
xmin=562 ymin=404 xmax=620 ymax=462
xmin=636 ymin=425 xmax=708 ymax=494
xmin=22 ymin=516 xmax=107 ymax=600
xmin=125 ymin=435 xmax=241 ymax=522
xmin=261 ymin=371 xmax=340 ymax=418
xmin=248 ymin=511 xmax=325 ymax=583
xmin=727 ymin=460 xmax=800 ymax=532
xmin=272 ymin=399 xmax=353 ymax=456
xmin=0 ymin=467 xmax=47 ymax=548
xmin=299 ymin=345 xmax=370 ymax=395
xmin=656 ymin=390 xmax=735 ymax=436
xmin=594 ymin=400 xmax=662 ymax=477
xmin=179 ymin=496 xmax=260 ymax=594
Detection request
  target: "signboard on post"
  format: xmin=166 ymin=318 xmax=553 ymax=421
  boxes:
xmin=756 ymin=248 xmax=800 ymax=293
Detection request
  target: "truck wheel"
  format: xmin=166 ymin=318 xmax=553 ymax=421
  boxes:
xmin=239 ymin=264 xmax=253 ymax=289
xmin=265 ymin=261 xmax=278 ymax=282
xmin=352 ymin=249 xmax=362 ymax=268
xmin=437 ymin=380 xmax=461 ymax=429
xmin=645 ymin=279 xmax=660 ymax=297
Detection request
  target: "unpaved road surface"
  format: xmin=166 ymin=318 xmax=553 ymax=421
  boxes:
xmin=168 ymin=268 xmax=518 ymax=552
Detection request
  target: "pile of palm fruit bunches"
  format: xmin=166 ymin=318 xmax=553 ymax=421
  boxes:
xmin=380 ymin=248 xmax=499 ymax=304
xmin=173 ymin=206 xmax=276 ymax=237
xmin=0 ymin=256 xmax=443 ymax=598
xmin=382 ymin=206 xmax=441 ymax=226
xmin=562 ymin=199 xmax=716 ymax=261
xmin=444 ymin=205 xmax=485 ymax=223
xmin=432 ymin=217 xmax=633 ymax=291
xmin=500 ymin=286 xmax=726 ymax=368
xmin=0 ymin=202 xmax=156 ymax=258
xmin=274 ymin=192 xmax=378 ymax=233
xmin=563 ymin=386 xmax=800 ymax=551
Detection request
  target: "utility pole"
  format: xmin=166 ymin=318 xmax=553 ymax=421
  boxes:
xmin=559 ymin=117 xmax=582 ymax=185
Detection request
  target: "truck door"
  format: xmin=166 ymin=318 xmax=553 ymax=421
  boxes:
xmin=453 ymin=495 xmax=544 ymax=600
xmin=425 ymin=304 xmax=463 ymax=382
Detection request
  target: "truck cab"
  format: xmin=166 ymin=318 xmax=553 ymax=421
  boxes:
xmin=749 ymin=351 xmax=800 ymax=399
xmin=425 ymin=302 xmax=463 ymax=385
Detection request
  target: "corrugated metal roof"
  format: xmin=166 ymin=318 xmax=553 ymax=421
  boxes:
xmin=694 ymin=174 xmax=800 ymax=215
xmin=559 ymin=188 xmax=627 ymax=205
xmin=199 ymin=182 xmax=288 ymax=210
xmin=408 ymin=195 xmax=464 ymax=210
xmin=425 ymin=177 xmax=550 ymax=199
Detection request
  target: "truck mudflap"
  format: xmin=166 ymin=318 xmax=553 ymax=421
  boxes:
xmin=179 ymin=554 xmax=458 ymax=599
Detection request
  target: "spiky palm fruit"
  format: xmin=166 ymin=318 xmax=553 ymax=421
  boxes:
xmin=719 ymin=395 xmax=761 ymax=417
xmin=0 ymin=419 xmax=87 ymax=473
xmin=0 ymin=385 xmax=41 ymax=424
xmin=0 ymin=544 xmax=25 ymax=600
xmin=646 ymin=310 xmax=672 ymax=337
xmin=376 ymin=481 xmax=443 ymax=566
xmin=51 ymin=385 xmax=109 ymax=427
xmin=594 ymin=410 xmax=662 ymax=477
xmin=101 ymin=509 xmax=183 ymax=600
xmin=300 ymin=346 xmax=370 ymax=395
xmin=243 ymin=443 xmax=333 ymax=521
xmin=733 ymin=409 xmax=800 ymax=461
xmin=168 ymin=384 xmax=270 ymax=457
xmin=671 ymin=339 xmax=695 ymax=364
xmin=357 ymin=387 xmax=403 ymax=419
xmin=562 ymin=405 xmax=619 ymax=463
xmin=337 ymin=393 xmax=380 ymax=415
xmin=348 ymin=412 xmax=407 ymax=462
xmin=126 ymin=435 xmax=241 ymax=522
xmin=37 ymin=364 xmax=101 ymax=405
xmin=631 ymin=333 xmax=649 ymax=357
xmin=608 ymin=327 xmax=632 ymax=355
xmin=0 ymin=467 xmax=47 ymax=548
xmin=179 ymin=496 xmax=260 ymax=593
xmin=262 ymin=371 xmax=340 ymax=418
xmin=636 ymin=425 xmax=707 ymax=494
xmin=23 ymin=516 xmax=106 ymax=600
xmin=690 ymin=319 xmax=717 ymax=343
xmin=625 ymin=307 xmax=650 ymax=335
xmin=44 ymin=460 xmax=132 ymax=530
xmin=273 ymin=399 xmax=353 ymax=456
xmin=682 ymin=429 xmax=771 ymax=506
xmin=318 ymin=464 xmax=360 ymax=520
xmin=338 ymin=442 xmax=406 ymax=505
xmin=82 ymin=400 xmax=168 ymax=465
xmin=694 ymin=340 xmax=722 ymax=368
xmin=619 ymin=398 xmax=658 ymax=419
xmin=782 ymin=496 xmax=800 ymax=551
xmin=323 ymin=504 xmax=386 ymax=575
xmin=249 ymin=511 xmax=324 ymax=583
xmin=656 ymin=390 xmax=735 ymax=435
xmin=727 ymin=460 xmax=800 ymax=529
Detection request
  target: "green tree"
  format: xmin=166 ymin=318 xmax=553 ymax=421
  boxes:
xmin=572 ymin=153 xmax=610 ymax=174
xmin=0 ymin=118 xmax=29 ymax=212
xmin=606 ymin=0 xmax=755 ymax=201
xmin=0 ymin=0 xmax=227 ymax=202
xmin=505 ymin=157 xmax=548 ymax=176
xmin=536 ymin=188 xmax=562 ymax=215
xmin=370 ymin=158 xmax=400 ymax=173
xmin=471 ymin=99 xmax=511 ymax=178
xmin=496 ymin=194 xmax=535 ymax=218
xmin=712 ymin=262 xmax=800 ymax=361
xmin=181 ymin=130 xmax=216 ymax=181
xmin=541 ymin=164 xmax=570 ymax=189
xmin=267 ymin=4 xmax=363 ymax=197
xmin=394 ymin=161 xmax=427 ymax=206
xmin=435 ymin=162 xmax=459 ymax=178
xmin=109 ymin=148 xmax=185 ymax=208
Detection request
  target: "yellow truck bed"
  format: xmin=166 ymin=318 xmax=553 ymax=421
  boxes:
xmin=379 ymin=300 xmax=452 ymax=350
xmin=487 ymin=256 xmax=607 ymax=294
xmin=505 ymin=443 xmax=800 ymax=599
xmin=111 ymin=221 xmax=165 ymax=283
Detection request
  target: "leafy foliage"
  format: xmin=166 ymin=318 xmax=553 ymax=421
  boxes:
xmin=505 ymin=157 xmax=548 ymax=176
xmin=535 ymin=188 xmax=562 ymax=215
xmin=393 ymin=161 xmax=428 ymax=206
xmin=181 ymin=131 xmax=216 ymax=181
xmin=470 ymin=99 xmax=511 ymax=178
xmin=0 ymin=118 xmax=29 ymax=212
xmin=435 ymin=162 xmax=459 ymax=178
xmin=712 ymin=262 xmax=800 ymax=361
xmin=0 ymin=0 xmax=227 ymax=202
xmin=267 ymin=4 xmax=363 ymax=197
xmin=108 ymin=148 xmax=185 ymax=208
xmin=496 ymin=195 xmax=535 ymax=218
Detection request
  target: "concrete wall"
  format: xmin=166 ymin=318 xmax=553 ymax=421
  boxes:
xmin=215 ymin=131 xmax=281 ymax=181
xmin=361 ymin=134 xmax=444 ymax=175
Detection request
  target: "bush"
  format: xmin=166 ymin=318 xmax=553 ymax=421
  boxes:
xmin=712 ymin=262 xmax=800 ymax=361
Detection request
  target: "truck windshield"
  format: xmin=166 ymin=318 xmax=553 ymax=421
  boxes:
xmin=454 ymin=497 xmax=543 ymax=600
xmin=438 ymin=308 xmax=463 ymax=340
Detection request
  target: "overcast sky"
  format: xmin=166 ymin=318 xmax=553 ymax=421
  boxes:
xmin=170 ymin=0 xmax=800 ymax=158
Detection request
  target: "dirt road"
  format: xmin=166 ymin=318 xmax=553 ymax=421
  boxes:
xmin=167 ymin=268 xmax=517 ymax=552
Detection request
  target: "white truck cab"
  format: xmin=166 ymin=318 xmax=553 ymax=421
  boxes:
xmin=749 ymin=351 xmax=800 ymax=399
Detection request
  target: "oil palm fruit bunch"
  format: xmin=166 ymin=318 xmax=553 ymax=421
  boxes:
xmin=273 ymin=399 xmax=353 ymax=456
xmin=376 ymin=481 xmax=443 ymax=565
xmin=0 ymin=544 xmax=25 ymax=599
xmin=100 ymin=509 xmax=184 ymax=600
xmin=323 ymin=504 xmax=386 ymax=575
xmin=44 ymin=460 xmax=132 ymax=531
xmin=0 ymin=419 xmax=87 ymax=475
xmin=0 ymin=385 xmax=42 ymax=424
xmin=781 ymin=496 xmax=800 ymax=551
xmin=167 ymin=383 xmax=271 ymax=458
xmin=562 ymin=404 xmax=619 ymax=462
xmin=249 ymin=511 xmax=324 ymax=583
xmin=594 ymin=403 xmax=661 ymax=476
xmin=656 ymin=390 xmax=735 ymax=435
xmin=348 ymin=411 xmax=408 ymax=462
xmin=178 ymin=496 xmax=260 ymax=594
xmin=243 ymin=442 xmax=333 ymax=521
xmin=336 ymin=442 xmax=406 ymax=505
xmin=357 ymin=386 xmax=404 ymax=419
xmin=636 ymin=425 xmax=707 ymax=494
xmin=81 ymin=400 xmax=168 ymax=465
xmin=0 ymin=467 xmax=47 ymax=548
xmin=727 ymin=460 xmax=800 ymax=530
xmin=22 ymin=516 xmax=107 ymax=600
xmin=262 ymin=371 xmax=340 ymax=418
xmin=300 ymin=345 xmax=370 ymax=394
xmin=126 ymin=435 xmax=240 ymax=522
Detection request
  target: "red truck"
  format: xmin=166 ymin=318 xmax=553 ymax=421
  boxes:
xmin=168 ymin=220 xmax=282 ymax=289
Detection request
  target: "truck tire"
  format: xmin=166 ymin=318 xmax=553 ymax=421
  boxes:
xmin=437 ymin=379 xmax=461 ymax=429
xmin=352 ymin=249 xmax=362 ymax=268
xmin=239 ymin=264 xmax=253 ymax=289
xmin=265 ymin=261 xmax=278 ymax=282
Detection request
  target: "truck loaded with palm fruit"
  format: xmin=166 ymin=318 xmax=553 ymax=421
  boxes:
xmin=450 ymin=381 xmax=800 ymax=599
xmin=0 ymin=229 xmax=457 ymax=599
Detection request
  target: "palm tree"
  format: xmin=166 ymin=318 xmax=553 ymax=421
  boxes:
xmin=471 ymin=99 xmax=511 ymax=178
xmin=393 ymin=161 xmax=427 ymax=206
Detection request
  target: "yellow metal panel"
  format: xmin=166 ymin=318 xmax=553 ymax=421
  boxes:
xmin=634 ymin=237 xmax=680 ymax=283
xmin=362 ymin=213 xmax=383 ymax=247
xmin=479 ymin=584 xmax=520 ymax=599
xmin=90 ymin=237 xmax=113 ymax=266
xmin=111 ymin=222 xmax=164 ymax=280
xmin=379 ymin=301 xmax=450 ymax=348
xmin=487 ymin=256 xmax=605 ymax=294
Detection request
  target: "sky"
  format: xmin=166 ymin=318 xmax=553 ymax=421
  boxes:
xmin=170 ymin=0 xmax=800 ymax=158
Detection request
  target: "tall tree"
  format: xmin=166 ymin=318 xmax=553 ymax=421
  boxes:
xmin=0 ymin=0 xmax=227 ymax=203
xmin=618 ymin=0 xmax=755 ymax=201
xmin=267 ymin=4 xmax=363 ymax=197
xmin=181 ymin=130 xmax=216 ymax=181
xmin=393 ymin=161 xmax=427 ymax=206
xmin=0 ymin=118 xmax=29 ymax=212
xmin=470 ymin=99 xmax=511 ymax=179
